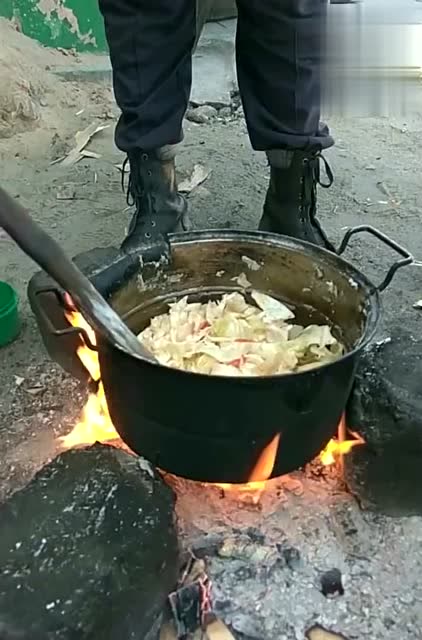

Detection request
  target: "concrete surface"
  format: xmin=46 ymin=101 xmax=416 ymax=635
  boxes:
xmin=54 ymin=20 xmax=238 ymax=106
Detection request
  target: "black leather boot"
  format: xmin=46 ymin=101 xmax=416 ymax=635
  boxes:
xmin=121 ymin=149 xmax=190 ymax=255
xmin=259 ymin=150 xmax=334 ymax=251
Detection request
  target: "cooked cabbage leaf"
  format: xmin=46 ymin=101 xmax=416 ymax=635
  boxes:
xmin=138 ymin=291 xmax=344 ymax=376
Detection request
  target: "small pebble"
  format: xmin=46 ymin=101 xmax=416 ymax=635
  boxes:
xmin=219 ymin=106 xmax=232 ymax=119
xmin=186 ymin=105 xmax=218 ymax=124
xmin=281 ymin=546 xmax=301 ymax=571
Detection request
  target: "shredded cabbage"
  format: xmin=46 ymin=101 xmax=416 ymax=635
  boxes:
xmin=138 ymin=291 xmax=344 ymax=376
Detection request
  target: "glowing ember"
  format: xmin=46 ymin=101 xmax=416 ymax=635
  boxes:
xmin=61 ymin=301 xmax=365 ymax=492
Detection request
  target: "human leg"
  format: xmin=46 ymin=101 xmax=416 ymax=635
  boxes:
xmin=98 ymin=0 xmax=197 ymax=252
xmin=235 ymin=0 xmax=334 ymax=247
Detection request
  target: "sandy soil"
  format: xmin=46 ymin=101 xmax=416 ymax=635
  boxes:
xmin=0 ymin=21 xmax=421 ymax=498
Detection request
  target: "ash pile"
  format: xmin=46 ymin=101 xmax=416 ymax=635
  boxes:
xmin=172 ymin=463 xmax=421 ymax=640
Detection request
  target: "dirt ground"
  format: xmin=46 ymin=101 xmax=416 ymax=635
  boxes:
xmin=0 ymin=20 xmax=422 ymax=498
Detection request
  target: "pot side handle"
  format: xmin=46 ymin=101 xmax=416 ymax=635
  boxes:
xmin=33 ymin=287 xmax=98 ymax=352
xmin=337 ymin=225 xmax=413 ymax=292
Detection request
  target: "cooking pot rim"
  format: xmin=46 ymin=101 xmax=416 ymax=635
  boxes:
xmin=103 ymin=229 xmax=381 ymax=381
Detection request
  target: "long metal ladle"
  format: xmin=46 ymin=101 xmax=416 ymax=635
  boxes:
xmin=0 ymin=186 xmax=156 ymax=362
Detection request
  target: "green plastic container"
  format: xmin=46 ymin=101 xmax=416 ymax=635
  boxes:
xmin=0 ymin=281 xmax=20 ymax=347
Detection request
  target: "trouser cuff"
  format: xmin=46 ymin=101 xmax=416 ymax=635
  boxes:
xmin=156 ymin=142 xmax=182 ymax=161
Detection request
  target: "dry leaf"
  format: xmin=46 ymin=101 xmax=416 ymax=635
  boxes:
xmin=306 ymin=624 xmax=349 ymax=640
xmin=159 ymin=622 xmax=178 ymax=640
xmin=25 ymin=384 xmax=44 ymax=396
xmin=180 ymin=557 xmax=207 ymax=587
xmin=56 ymin=184 xmax=76 ymax=201
xmin=413 ymin=300 xmax=422 ymax=309
xmin=14 ymin=376 xmax=25 ymax=387
xmin=179 ymin=164 xmax=211 ymax=194
xmin=50 ymin=156 xmax=66 ymax=166
xmin=61 ymin=122 xmax=109 ymax=167
xmin=81 ymin=150 xmax=102 ymax=159
xmin=205 ymin=618 xmax=236 ymax=640
xmin=218 ymin=534 xmax=277 ymax=564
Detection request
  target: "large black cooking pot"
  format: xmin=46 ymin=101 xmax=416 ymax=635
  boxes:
xmin=0 ymin=182 xmax=412 ymax=483
xmin=2 ymin=187 xmax=411 ymax=483
xmin=88 ymin=226 xmax=410 ymax=483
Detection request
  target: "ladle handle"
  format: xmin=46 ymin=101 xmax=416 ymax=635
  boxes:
xmin=0 ymin=187 xmax=155 ymax=361
xmin=0 ymin=191 xmax=95 ymax=300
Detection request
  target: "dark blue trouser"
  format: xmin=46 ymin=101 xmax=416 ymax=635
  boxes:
xmin=98 ymin=0 xmax=333 ymax=154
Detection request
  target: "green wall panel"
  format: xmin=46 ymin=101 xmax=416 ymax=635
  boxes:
xmin=5 ymin=0 xmax=108 ymax=52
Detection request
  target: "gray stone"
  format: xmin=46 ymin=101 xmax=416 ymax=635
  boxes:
xmin=0 ymin=444 xmax=179 ymax=640
xmin=186 ymin=105 xmax=218 ymax=124
xmin=346 ymin=328 xmax=422 ymax=515
xmin=218 ymin=107 xmax=232 ymax=119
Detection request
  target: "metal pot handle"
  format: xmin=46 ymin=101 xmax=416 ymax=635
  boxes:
xmin=33 ymin=287 xmax=98 ymax=351
xmin=337 ymin=225 xmax=413 ymax=292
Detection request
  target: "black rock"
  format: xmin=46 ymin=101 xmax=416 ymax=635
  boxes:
xmin=246 ymin=527 xmax=265 ymax=546
xmin=346 ymin=329 xmax=422 ymax=516
xmin=280 ymin=546 xmax=301 ymax=571
xmin=320 ymin=568 xmax=344 ymax=598
xmin=0 ymin=444 xmax=179 ymax=640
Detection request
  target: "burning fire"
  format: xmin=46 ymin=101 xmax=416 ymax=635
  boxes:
xmin=61 ymin=304 xmax=364 ymax=489
xmin=320 ymin=415 xmax=365 ymax=465
xmin=60 ymin=307 xmax=116 ymax=449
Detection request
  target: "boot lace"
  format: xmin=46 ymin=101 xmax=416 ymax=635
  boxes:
xmin=121 ymin=154 xmax=151 ymax=207
xmin=120 ymin=153 xmax=160 ymax=239
xmin=306 ymin=151 xmax=335 ymax=252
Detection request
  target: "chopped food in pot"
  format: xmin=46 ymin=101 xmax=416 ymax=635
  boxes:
xmin=137 ymin=292 xmax=344 ymax=376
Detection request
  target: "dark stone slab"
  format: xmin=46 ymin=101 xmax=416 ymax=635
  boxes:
xmin=0 ymin=444 xmax=179 ymax=639
xmin=346 ymin=329 xmax=422 ymax=516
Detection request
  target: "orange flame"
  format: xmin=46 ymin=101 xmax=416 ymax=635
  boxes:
xmin=248 ymin=433 xmax=281 ymax=482
xmin=60 ymin=306 xmax=119 ymax=449
xmin=65 ymin=308 xmax=100 ymax=381
xmin=320 ymin=414 xmax=364 ymax=466
xmin=61 ymin=301 xmax=364 ymax=492
xmin=215 ymin=433 xmax=281 ymax=501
